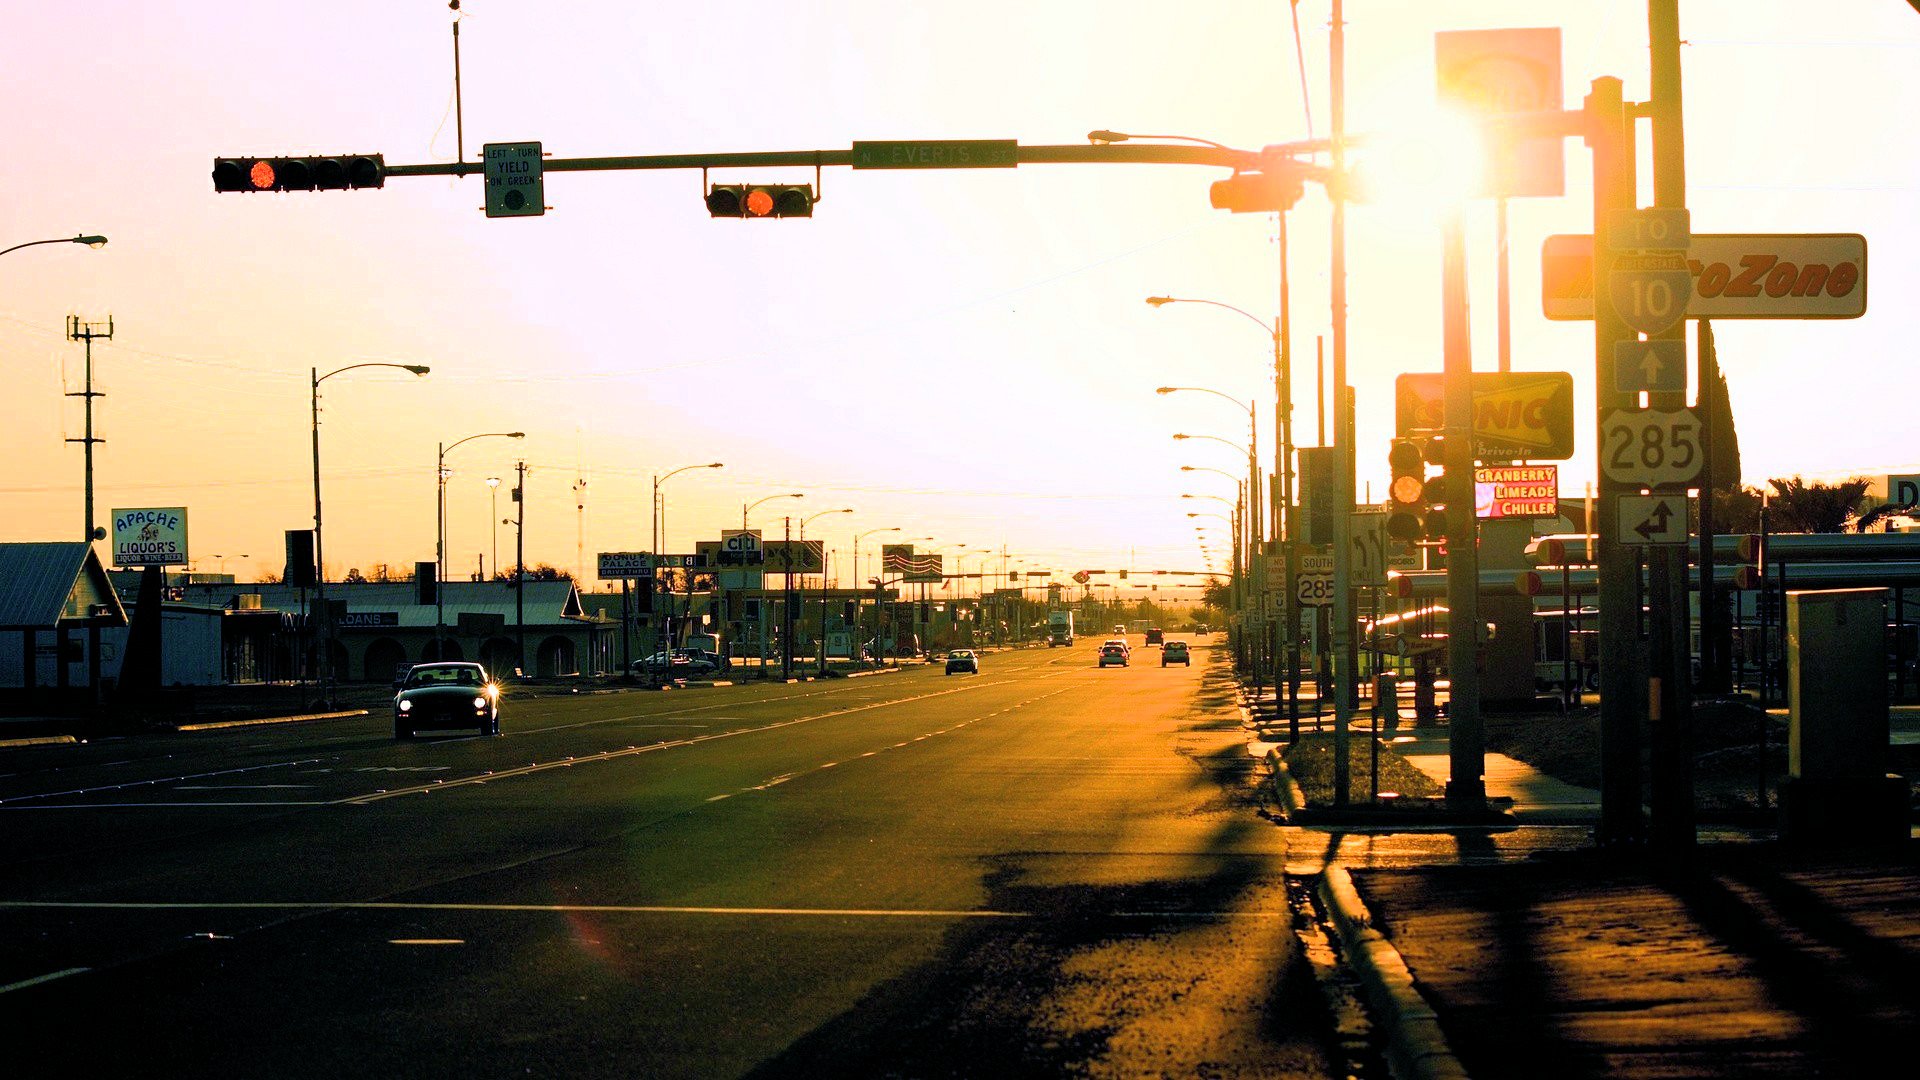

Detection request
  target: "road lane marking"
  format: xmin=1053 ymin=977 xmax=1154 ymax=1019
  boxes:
xmin=0 ymin=967 xmax=90 ymax=995
xmin=0 ymin=759 xmax=325 ymax=806
xmin=0 ymin=900 xmax=1286 ymax=920
xmin=340 ymin=679 xmax=1004 ymax=804
xmin=715 ymin=684 xmax=1077 ymax=801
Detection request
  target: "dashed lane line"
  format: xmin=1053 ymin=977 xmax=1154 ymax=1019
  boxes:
xmin=0 ymin=900 xmax=1286 ymax=920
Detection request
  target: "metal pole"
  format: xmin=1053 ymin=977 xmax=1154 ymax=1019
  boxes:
xmin=1648 ymin=0 xmax=1695 ymax=850
xmin=311 ymin=367 xmax=329 ymax=704
xmin=436 ymin=441 xmax=446 ymax=658
xmin=515 ymin=460 xmax=526 ymax=674
xmin=1441 ymin=207 xmax=1485 ymax=809
xmin=1590 ymin=76 xmax=1646 ymax=846
xmin=1329 ymin=0 xmax=1356 ymax=806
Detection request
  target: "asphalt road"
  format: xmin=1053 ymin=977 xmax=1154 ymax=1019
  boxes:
xmin=0 ymin=642 xmax=1336 ymax=1079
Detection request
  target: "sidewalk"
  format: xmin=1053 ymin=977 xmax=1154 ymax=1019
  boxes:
xmin=1246 ymin=676 xmax=1920 ymax=1078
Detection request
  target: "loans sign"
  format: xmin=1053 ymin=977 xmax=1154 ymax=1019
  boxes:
xmin=1542 ymin=233 xmax=1868 ymax=321
xmin=112 ymin=507 xmax=189 ymax=568
xmin=1394 ymin=372 xmax=1576 ymax=460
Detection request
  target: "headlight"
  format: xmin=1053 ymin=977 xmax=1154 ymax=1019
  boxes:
xmin=398 ymin=700 xmax=413 ymax=712
xmin=472 ymin=696 xmax=488 ymax=709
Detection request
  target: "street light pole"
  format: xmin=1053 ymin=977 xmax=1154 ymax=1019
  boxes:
xmin=486 ymin=477 xmax=502 ymax=576
xmin=801 ymin=509 xmax=853 ymax=672
xmin=1151 ymin=294 xmax=1298 ymax=729
xmin=744 ymin=492 xmax=804 ymax=530
xmin=650 ymin=462 xmax=723 ymax=653
xmin=311 ymin=361 xmax=429 ymax=703
xmin=437 ymin=431 xmax=524 ymax=659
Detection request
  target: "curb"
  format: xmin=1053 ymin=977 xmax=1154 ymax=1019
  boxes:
xmin=176 ymin=709 xmax=370 ymax=732
xmin=1316 ymin=863 xmax=1470 ymax=1080
xmin=0 ymin=735 xmax=79 ymax=749
xmin=1266 ymin=749 xmax=1306 ymax=819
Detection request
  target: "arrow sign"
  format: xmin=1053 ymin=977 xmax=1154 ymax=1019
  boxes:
xmin=1634 ymin=500 xmax=1673 ymax=541
xmin=1613 ymin=339 xmax=1687 ymax=394
xmin=1617 ymin=494 xmax=1691 ymax=546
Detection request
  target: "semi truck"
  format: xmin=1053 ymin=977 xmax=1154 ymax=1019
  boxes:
xmin=1047 ymin=610 xmax=1074 ymax=647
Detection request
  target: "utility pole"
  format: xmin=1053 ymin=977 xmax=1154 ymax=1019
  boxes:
xmin=66 ymin=316 xmax=112 ymax=544
xmin=1329 ymin=0 xmax=1357 ymax=806
xmin=1647 ymin=0 xmax=1696 ymax=851
xmin=514 ymin=459 xmax=527 ymax=675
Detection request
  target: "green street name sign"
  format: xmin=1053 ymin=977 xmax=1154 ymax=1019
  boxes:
xmin=851 ymin=140 xmax=1018 ymax=169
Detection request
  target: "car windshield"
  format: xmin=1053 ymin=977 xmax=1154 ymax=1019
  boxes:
xmin=406 ymin=666 xmax=483 ymax=688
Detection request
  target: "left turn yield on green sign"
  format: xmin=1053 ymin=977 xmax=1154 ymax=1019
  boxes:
xmin=484 ymin=142 xmax=544 ymax=217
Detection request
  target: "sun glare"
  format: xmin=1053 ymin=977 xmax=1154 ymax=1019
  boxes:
xmin=1348 ymin=105 xmax=1488 ymax=219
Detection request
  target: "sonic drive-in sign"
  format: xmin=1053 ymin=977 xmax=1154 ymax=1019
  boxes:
xmin=1394 ymin=372 xmax=1576 ymax=461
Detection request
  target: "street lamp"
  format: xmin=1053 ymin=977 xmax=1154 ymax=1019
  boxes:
xmin=0 ymin=233 xmax=108 ymax=258
xmin=437 ymin=431 xmax=525 ymax=656
xmin=312 ymin=361 xmax=429 ymax=702
xmin=798 ymin=508 xmax=853 ymax=672
xmin=1150 ymin=291 xmax=1300 ymax=732
xmin=744 ymin=492 xmax=803 ymax=529
xmin=651 ymin=462 xmax=723 ymax=654
xmin=652 ymin=462 xmax=724 ymax=556
xmin=486 ymin=477 xmax=502 ymax=576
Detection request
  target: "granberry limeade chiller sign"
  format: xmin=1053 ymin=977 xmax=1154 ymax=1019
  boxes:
xmin=112 ymin=507 xmax=189 ymax=568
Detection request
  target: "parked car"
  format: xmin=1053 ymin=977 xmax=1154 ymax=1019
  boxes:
xmin=632 ymin=649 xmax=721 ymax=678
xmin=945 ymin=649 xmax=979 ymax=675
xmin=1161 ymin=640 xmax=1191 ymax=666
xmin=1098 ymin=643 xmax=1129 ymax=667
xmin=394 ymin=661 xmax=499 ymax=738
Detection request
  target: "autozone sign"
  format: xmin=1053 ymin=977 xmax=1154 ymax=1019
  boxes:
xmin=1394 ymin=372 xmax=1576 ymax=460
xmin=1542 ymin=233 xmax=1867 ymax=320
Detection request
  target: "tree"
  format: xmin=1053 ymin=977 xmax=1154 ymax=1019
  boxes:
xmin=1764 ymin=476 xmax=1870 ymax=533
xmin=1708 ymin=485 xmax=1765 ymax=534
xmin=1701 ymin=321 xmax=1743 ymax=491
xmin=1855 ymin=500 xmax=1919 ymax=533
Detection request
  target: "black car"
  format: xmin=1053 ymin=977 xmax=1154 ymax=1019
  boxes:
xmin=633 ymin=649 xmax=722 ymax=678
xmin=394 ymin=662 xmax=499 ymax=738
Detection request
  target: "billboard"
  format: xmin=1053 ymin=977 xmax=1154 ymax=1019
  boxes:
xmin=112 ymin=507 xmax=188 ymax=568
xmin=1394 ymin=371 xmax=1576 ymax=461
xmin=1435 ymin=27 xmax=1565 ymax=198
xmin=882 ymin=545 xmax=944 ymax=583
xmin=1474 ymin=464 xmax=1559 ymax=519
xmin=763 ymin=539 xmax=824 ymax=574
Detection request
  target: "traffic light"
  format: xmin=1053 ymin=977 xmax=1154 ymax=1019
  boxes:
xmin=1209 ymin=170 xmax=1306 ymax=214
xmin=706 ymin=183 xmax=814 ymax=218
xmin=1386 ymin=438 xmax=1426 ymax=540
xmin=1420 ymin=436 xmax=1452 ymax=541
xmin=212 ymin=155 xmax=385 ymax=193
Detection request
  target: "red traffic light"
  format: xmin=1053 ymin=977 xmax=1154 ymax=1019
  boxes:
xmin=1209 ymin=170 xmax=1306 ymax=214
xmin=213 ymin=155 xmax=385 ymax=194
xmin=708 ymin=183 xmax=814 ymax=219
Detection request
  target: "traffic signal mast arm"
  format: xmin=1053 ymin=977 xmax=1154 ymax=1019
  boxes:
xmin=379 ymin=140 xmax=1280 ymax=179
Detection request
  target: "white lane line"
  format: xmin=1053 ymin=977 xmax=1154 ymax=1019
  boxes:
xmin=0 ymin=759 xmax=324 ymax=806
xmin=0 ymin=901 xmax=1287 ymax=920
xmin=2 ymin=802 xmax=333 ymax=810
xmin=173 ymin=785 xmax=313 ymax=790
xmin=716 ymin=684 xmax=1076 ymax=801
xmin=341 ymin=680 xmax=999 ymax=805
xmin=0 ymin=967 xmax=90 ymax=995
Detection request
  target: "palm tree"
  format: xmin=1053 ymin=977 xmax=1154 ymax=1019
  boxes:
xmin=1764 ymin=476 xmax=1870 ymax=533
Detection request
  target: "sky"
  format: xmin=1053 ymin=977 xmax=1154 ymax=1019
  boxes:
xmin=5 ymin=2 xmax=1917 ymax=592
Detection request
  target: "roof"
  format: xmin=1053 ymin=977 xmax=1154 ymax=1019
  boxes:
xmin=0 ymin=542 xmax=128 ymax=629
xmin=153 ymin=578 xmax=591 ymax=628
